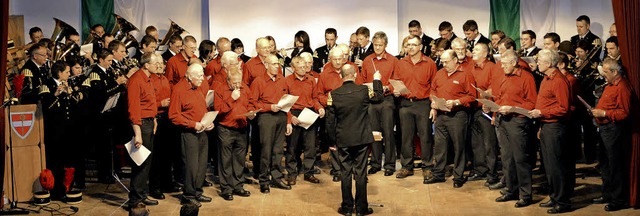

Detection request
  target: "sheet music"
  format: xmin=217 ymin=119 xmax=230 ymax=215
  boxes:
xmin=206 ymin=90 xmax=214 ymax=107
xmin=80 ymin=44 xmax=93 ymax=56
xmin=101 ymin=93 xmax=120 ymax=113
xmin=476 ymin=98 xmax=500 ymax=112
xmin=124 ymin=137 xmax=151 ymax=166
xmin=389 ymin=79 xmax=410 ymax=94
xmin=431 ymin=95 xmax=451 ymax=112
xmin=297 ymin=108 xmax=319 ymax=129
xmin=509 ymin=107 xmax=533 ymax=118
xmin=471 ymin=84 xmax=494 ymax=98
xmin=521 ymin=56 xmax=536 ymax=65
xmin=200 ymin=111 xmax=219 ymax=126
xmin=576 ymin=95 xmax=593 ymax=110
xmin=277 ymin=94 xmax=299 ymax=112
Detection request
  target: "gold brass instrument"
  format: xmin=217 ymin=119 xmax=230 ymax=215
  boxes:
xmin=573 ymin=38 xmax=602 ymax=77
xmin=50 ymin=18 xmax=78 ymax=63
xmin=122 ymin=34 xmax=139 ymax=50
xmin=111 ymin=14 xmax=138 ymax=42
xmin=83 ymin=32 xmax=100 ymax=45
xmin=159 ymin=19 xmax=188 ymax=46
xmin=54 ymin=41 xmax=79 ymax=62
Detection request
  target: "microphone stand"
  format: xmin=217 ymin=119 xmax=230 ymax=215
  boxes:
xmin=0 ymin=99 xmax=29 ymax=215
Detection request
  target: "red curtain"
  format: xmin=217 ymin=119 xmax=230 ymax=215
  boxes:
xmin=0 ymin=0 xmax=9 ymax=205
xmin=612 ymin=0 xmax=640 ymax=208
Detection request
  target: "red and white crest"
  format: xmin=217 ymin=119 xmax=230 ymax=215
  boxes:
xmin=10 ymin=111 xmax=35 ymax=139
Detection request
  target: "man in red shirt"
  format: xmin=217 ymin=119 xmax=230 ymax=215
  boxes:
xmin=491 ymin=50 xmax=537 ymax=208
xmin=360 ymin=32 xmax=399 ymax=177
xmin=213 ymin=67 xmax=254 ymax=201
xmin=245 ymin=37 xmax=272 ymax=86
xmin=126 ymin=53 xmax=159 ymax=208
xmin=284 ymin=57 xmax=324 ymax=185
xmin=529 ymin=49 xmax=572 ymax=214
xmin=250 ymin=54 xmax=292 ymax=193
xmin=468 ymin=43 xmax=500 ymax=184
xmin=166 ymin=36 xmax=197 ymax=87
xmin=317 ymin=48 xmax=347 ymax=182
xmin=425 ymin=50 xmax=476 ymax=188
xmin=169 ymin=64 xmax=214 ymax=207
xmin=395 ymin=35 xmax=438 ymax=181
xmin=591 ymin=59 xmax=632 ymax=212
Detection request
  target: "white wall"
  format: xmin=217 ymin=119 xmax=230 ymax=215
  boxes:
xmin=9 ymin=0 xmax=81 ymax=44
xmin=554 ymin=0 xmax=615 ymax=42
xmin=209 ymin=0 xmax=399 ymax=57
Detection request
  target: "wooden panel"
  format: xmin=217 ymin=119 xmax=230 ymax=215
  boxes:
xmin=8 ymin=15 xmax=24 ymax=48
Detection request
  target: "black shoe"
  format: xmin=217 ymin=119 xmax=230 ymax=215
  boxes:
xmin=489 ymin=182 xmax=506 ymax=190
xmin=286 ymin=176 xmax=297 ymax=186
xmin=271 ymin=180 xmax=292 ymax=190
xmin=304 ymin=175 xmax=320 ymax=184
xmin=423 ymin=177 xmax=445 ymax=184
xmin=220 ymin=193 xmax=233 ymax=201
xmin=337 ymin=206 xmax=353 ymax=216
xmin=547 ymin=205 xmax=571 ymax=214
xmin=196 ymin=195 xmax=212 ymax=203
xmin=514 ymin=199 xmax=532 ymax=208
xmin=356 ymin=207 xmax=373 ymax=216
xmin=141 ymin=198 xmax=159 ymax=206
xmin=495 ymin=194 xmax=518 ymax=202
xmin=539 ymin=200 xmax=557 ymax=208
xmin=149 ymin=190 xmax=165 ymax=200
xmin=384 ymin=170 xmax=394 ymax=176
xmin=203 ymin=180 xmax=214 ymax=187
xmin=310 ymin=167 xmax=321 ymax=175
xmin=260 ymin=185 xmax=270 ymax=194
xmin=484 ymin=178 xmax=500 ymax=187
xmin=500 ymin=188 xmax=508 ymax=195
xmin=367 ymin=167 xmax=381 ymax=175
xmin=592 ymin=196 xmax=606 ymax=204
xmin=181 ymin=197 xmax=201 ymax=208
xmin=467 ymin=173 xmax=487 ymax=181
xmin=333 ymin=175 xmax=340 ymax=182
xmin=396 ymin=169 xmax=414 ymax=178
xmin=604 ymin=203 xmax=628 ymax=211
xmin=453 ymin=181 xmax=464 ymax=188
xmin=232 ymin=189 xmax=251 ymax=197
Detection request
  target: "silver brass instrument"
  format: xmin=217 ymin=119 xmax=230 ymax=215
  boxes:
xmin=159 ymin=19 xmax=188 ymax=46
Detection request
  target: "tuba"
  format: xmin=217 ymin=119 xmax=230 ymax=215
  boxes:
xmin=53 ymin=42 xmax=79 ymax=62
xmin=159 ymin=19 xmax=188 ymax=46
xmin=51 ymin=18 xmax=78 ymax=62
xmin=83 ymin=32 xmax=100 ymax=45
xmin=111 ymin=14 xmax=138 ymax=42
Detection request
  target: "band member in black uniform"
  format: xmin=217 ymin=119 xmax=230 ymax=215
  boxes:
xmin=408 ymin=20 xmax=434 ymax=57
xmin=231 ymin=38 xmax=251 ymax=63
xmin=431 ymin=38 xmax=451 ymax=70
xmin=520 ymin=30 xmax=541 ymax=57
xmin=313 ymin=28 xmax=337 ymax=73
xmin=134 ymin=35 xmax=159 ymax=63
xmin=327 ymin=64 xmax=383 ymax=216
xmin=18 ymin=43 xmax=49 ymax=104
xmin=40 ymin=61 xmax=79 ymax=199
xmin=571 ymin=15 xmax=602 ymax=58
xmin=438 ymin=21 xmax=458 ymax=41
xmin=88 ymin=49 xmax=128 ymax=183
xmin=67 ymin=57 xmax=91 ymax=189
xmin=162 ymin=35 xmax=183 ymax=62
xmin=490 ymin=30 xmax=506 ymax=55
xmin=462 ymin=20 xmax=491 ymax=53
xmin=350 ymin=27 xmax=374 ymax=68
xmin=282 ymin=31 xmax=313 ymax=67
xmin=573 ymin=40 xmax=600 ymax=164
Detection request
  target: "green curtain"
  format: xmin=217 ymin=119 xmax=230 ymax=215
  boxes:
xmin=489 ymin=0 xmax=520 ymax=49
xmin=81 ymin=0 xmax=115 ymax=40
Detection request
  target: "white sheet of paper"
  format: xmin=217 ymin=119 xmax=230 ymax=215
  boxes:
xmin=431 ymin=95 xmax=451 ymax=112
xmin=124 ymin=137 xmax=151 ymax=166
xmin=510 ymin=107 xmax=533 ymax=118
xmin=206 ymin=90 xmax=214 ymax=107
xmin=200 ymin=111 xmax=219 ymax=126
xmin=476 ymin=98 xmax=500 ymax=112
xmin=241 ymin=109 xmax=262 ymax=117
xmin=471 ymin=84 xmax=494 ymax=98
xmin=389 ymin=79 xmax=410 ymax=94
xmin=521 ymin=56 xmax=536 ymax=65
xmin=101 ymin=92 xmax=120 ymax=113
xmin=493 ymin=54 xmax=501 ymax=62
xmin=297 ymin=108 xmax=319 ymax=129
xmin=80 ymin=44 xmax=93 ymax=56
xmin=277 ymin=94 xmax=299 ymax=112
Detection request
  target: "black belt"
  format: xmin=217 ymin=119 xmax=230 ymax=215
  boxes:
xmin=403 ymin=97 xmax=428 ymax=102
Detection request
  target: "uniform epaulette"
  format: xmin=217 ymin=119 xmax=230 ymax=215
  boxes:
xmin=368 ymin=87 xmax=375 ymax=99
xmin=89 ymin=72 xmax=101 ymax=81
xmin=82 ymin=78 xmax=92 ymax=87
xmin=23 ymin=68 xmax=33 ymax=77
xmin=327 ymin=92 xmax=333 ymax=106
xmin=313 ymin=50 xmax=319 ymax=58
xmin=39 ymin=84 xmax=50 ymax=94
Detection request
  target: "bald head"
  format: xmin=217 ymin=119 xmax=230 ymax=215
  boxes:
xmin=340 ymin=64 xmax=357 ymax=81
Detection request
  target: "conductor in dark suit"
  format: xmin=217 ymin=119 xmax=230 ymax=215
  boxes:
xmin=327 ymin=64 xmax=383 ymax=216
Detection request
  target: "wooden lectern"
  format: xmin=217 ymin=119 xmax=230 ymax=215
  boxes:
xmin=3 ymin=104 xmax=46 ymax=203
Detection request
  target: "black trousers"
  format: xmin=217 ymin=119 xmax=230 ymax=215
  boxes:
xmin=249 ymin=119 xmax=261 ymax=177
xmin=369 ymin=96 xmax=396 ymax=171
xmin=129 ymin=118 xmax=155 ymax=204
xmin=217 ymin=125 xmax=248 ymax=195
xmin=433 ymin=110 xmax=468 ymax=182
xmin=599 ymin=122 xmax=630 ymax=205
xmin=540 ymin=122 xmax=574 ymax=207
xmin=149 ymin=113 xmax=176 ymax=191
xmin=285 ymin=110 xmax=317 ymax=176
xmin=496 ymin=115 xmax=532 ymax=200
xmin=399 ymin=98 xmax=432 ymax=170
xmin=578 ymin=108 xmax=599 ymax=162
xmin=339 ymin=144 xmax=369 ymax=213
xmin=471 ymin=110 xmax=498 ymax=178
xmin=181 ymin=131 xmax=208 ymax=199
xmin=257 ymin=112 xmax=287 ymax=185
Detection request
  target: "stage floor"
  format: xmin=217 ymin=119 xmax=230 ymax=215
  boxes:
xmin=7 ymin=158 xmax=638 ymax=215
